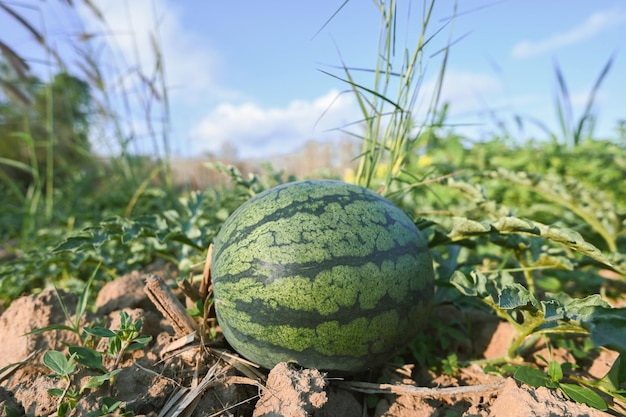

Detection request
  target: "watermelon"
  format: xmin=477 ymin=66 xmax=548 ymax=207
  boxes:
xmin=210 ymin=179 xmax=434 ymax=373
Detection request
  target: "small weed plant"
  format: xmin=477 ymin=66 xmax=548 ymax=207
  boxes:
xmin=41 ymin=309 xmax=150 ymax=416
xmin=513 ymin=352 xmax=608 ymax=411
xmin=32 ymin=274 xmax=151 ymax=416
xmin=83 ymin=310 xmax=153 ymax=372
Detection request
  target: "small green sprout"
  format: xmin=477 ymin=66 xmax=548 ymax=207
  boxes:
xmin=514 ymin=355 xmax=607 ymax=411
xmin=43 ymin=350 xmax=80 ymax=417
xmin=40 ymin=309 xmax=151 ymax=415
xmin=87 ymin=397 xmax=133 ymax=417
xmin=84 ymin=310 xmax=152 ymax=372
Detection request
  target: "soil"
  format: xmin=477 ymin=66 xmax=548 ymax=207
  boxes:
xmin=1 ymin=271 xmax=624 ymax=417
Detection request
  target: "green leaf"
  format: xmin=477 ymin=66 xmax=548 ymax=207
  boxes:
xmin=0 ymin=156 xmax=35 ymax=174
xmin=442 ymin=353 xmax=458 ymax=376
xmin=514 ymin=365 xmax=550 ymax=388
xmin=533 ymin=252 xmax=573 ymax=271
xmin=26 ymin=324 xmax=76 ymax=335
xmin=109 ymin=337 xmax=122 ymax=355
xmin=187 ymin=298 xmax=204 ymax=317
xmin=160 ymin=231 xmax=203 ymax=250
xmin=43 ymin=350 xmax=75 ymax=376
xmin=492 ymin=216 xmax=539 ymax=234
xmin=75 ymin=265 xmax=100 ymax=326
xmin=501 ymin=364 xmax=519 ymax=375
xmin=132 ymin=318 xmax=143 ymax=332
xmin=449 ymin=270 xmax=480 ymax=297
xmin=583 ymin=307 xmax=626 ymax=353
xmin=119 ymin=311 xmax=131 ymax=327
xmin=58 ymin=401 xmax=72 ymax=417
xmin=448 ymin=216 xmax=490 ymax=239
xmin=81 ymin=369 xmax=122 ymax=392
xmin=450 ymin=270 xmax=500 ymax=299
xmin=84 ymin=326 xmax=116 ymax=338
xmin=47 ymin=387 xmax=65 ymax=397
xmin=597 ymin=354 xmax=626 ymax=394
xmin=547 ymin=360 xmax=563 ymax=382
xmin=559 ymin=383 xmax=607 ymax=411
xmin=4 ymin=405 xmax=24 ymax=417
xmin=52 ymin=234 xmax=95 ymax=252
xmin=484 ymin=168 xmax=623 ymax=259
xmin=126 ymin=336 xmax=152 ymax=352
xmin=101 ymin=397 xmax=123 ymax=412
xmin=541 ymin=300 xmax=564 ymax=322
xmin=68 ymin=346 xmax=105 ymax=372
xmin=498 ymin=283 xmax=539 ymax=311
xmin=536 ymin=293 xmax=612 ymax=335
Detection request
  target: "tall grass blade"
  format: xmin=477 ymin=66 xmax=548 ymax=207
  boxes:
xmin=319 ymin=69 xmax=403 ymax=110
xmin=0 ymin=78 xmax=31 ymax=105
xmin=554 ymin=62 xmax=572 ymax=145
xmin=0 ymin=40 xmax=30 ymax=79
xmin=573 ymin=53 xmax=614 ymax=146
xmin=78 ymin=0 xmax=105 ymax=21
xmin=552 ymin=55 xmax=614 ymax=146
xmin=0 ymin=3 xmax=63 ymax=66
xmin=311 ymin=0 xmax=350 ymax=40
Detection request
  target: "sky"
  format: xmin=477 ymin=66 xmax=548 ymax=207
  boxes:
xmin=1 ymin=0 xmax=625 ymax=160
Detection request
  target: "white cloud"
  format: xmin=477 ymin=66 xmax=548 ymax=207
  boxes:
xmin=420 ymin=70 xmax=503 ymax=116
xmin=76 ymin=0 xmax=225 ymax=101
xmin=512 ymin=9 xmax=626 ymax=59
xmin=73 ymin=0 xmax=237 ymax=157
xmin=187 ymin=71 xmax=502 ymax=159
xmin=188 ymin=89 xmax=359 ymax=158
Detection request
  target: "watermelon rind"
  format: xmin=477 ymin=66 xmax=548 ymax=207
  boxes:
xmin=211 ymin=179 xmax=434 ymax=373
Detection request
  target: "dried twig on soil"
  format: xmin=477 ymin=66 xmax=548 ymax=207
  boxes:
xmin=157 ymin=361 xmax=262 ymax=417
xmin=339 ymin=379 xmax=506 ymax=398
xmin=133 ymin=361 xmax=182 ymax=387
xmin=145 ymin=274 xmax=198 ymax=336
xmin=210 ymin=347 xmax=267 ymax=382
xmin=0 ymin=350 xmax=38 ymax=382
xmin=158 ymin=361 xmax=227 ymax=417
xmin=162 ymin=332 xmax=198 ymax=356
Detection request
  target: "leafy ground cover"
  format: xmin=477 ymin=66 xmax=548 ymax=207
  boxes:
xmin=1 ymin=145 xmax=625 ymax=416
xmin=1 ymin=1 xmax=626 ymax=416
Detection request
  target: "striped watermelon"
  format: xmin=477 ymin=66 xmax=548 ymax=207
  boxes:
xmin=211 ymin=179 xmax=434 ymax=373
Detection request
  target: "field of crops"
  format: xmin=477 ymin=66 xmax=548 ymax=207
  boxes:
xmin=1 ymin=1 xmax=625 ymax=416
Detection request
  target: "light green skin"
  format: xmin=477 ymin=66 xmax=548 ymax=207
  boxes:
xmin=211 ymin=180 xmax=434 ymax=373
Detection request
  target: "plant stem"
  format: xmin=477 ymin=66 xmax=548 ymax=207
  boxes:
xmin=45 ymin=56 xmax=55 ymax=223
xmin=57 ymin=376 xmax=72 ymax=409
xmin=506 ymin=313 xmax=545 ymax=359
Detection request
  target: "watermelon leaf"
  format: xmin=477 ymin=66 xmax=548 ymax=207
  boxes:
xmin=596 ymin=355 xmax=626 ymax=398
xmin=581 ymin=307 xmax=626 ymax=354
xmin=497 ymin=283 xmax=539 ymax=311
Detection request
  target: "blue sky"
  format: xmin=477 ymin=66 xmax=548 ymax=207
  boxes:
xmin=2 ymin=1 xmax=625 ymax=159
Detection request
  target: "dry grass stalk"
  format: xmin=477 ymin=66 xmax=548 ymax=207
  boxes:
xmin=157 ymin=361 xmax=226 ymax=417
xmin=157 ymin=361 xmax=262 ymax=417
xmin=209 ymin=347 xmax=266 ymax=382
xmin=0 ymin=350 xmax=38 ymax=382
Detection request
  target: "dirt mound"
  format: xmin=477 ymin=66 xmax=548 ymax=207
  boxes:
xmin=0 ymin=273 xmax=620 ymax=416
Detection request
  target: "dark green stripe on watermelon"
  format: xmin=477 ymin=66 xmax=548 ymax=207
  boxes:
xmin=211 ymin=179 xmax=434 ymax=373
